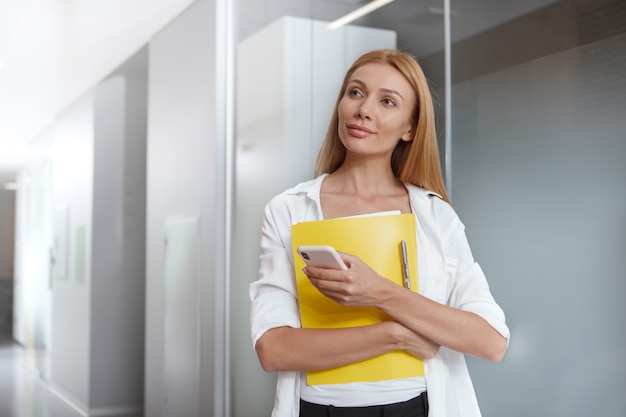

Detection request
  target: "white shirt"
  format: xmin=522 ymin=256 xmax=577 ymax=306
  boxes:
xmin=249 ymin=174 xmax=510 ymax=417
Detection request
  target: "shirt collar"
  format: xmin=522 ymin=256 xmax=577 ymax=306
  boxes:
xmin=285 ymin=173 xmax=328 ymax=199
xmin=285 ymin=173 xmax=442 ymax=206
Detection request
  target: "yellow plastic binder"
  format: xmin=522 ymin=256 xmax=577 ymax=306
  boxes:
xmin=291 ymin=213 xmax=425 ymax=385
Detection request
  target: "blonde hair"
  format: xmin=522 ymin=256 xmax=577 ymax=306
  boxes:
xmin=314 ymin=49 xmax=450 ymax=204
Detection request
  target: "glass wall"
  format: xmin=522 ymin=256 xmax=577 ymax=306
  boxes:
xmin=449 ymin=1 xmax=626 ymax=416
xmin=231 ymin=1 xmax=626 ymax=416
xmin=231 ymin=2 xmax=446 ymax=416
xmin=232 ymin=6 xmax=327 ymax=415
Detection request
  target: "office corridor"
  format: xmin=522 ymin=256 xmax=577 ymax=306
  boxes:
xmin=0 ymin=336 xmax=82 ymax=417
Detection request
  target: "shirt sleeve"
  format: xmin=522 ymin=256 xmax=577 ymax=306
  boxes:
xmin=249 ymin=199 xmax=301 ymax=349
xmin=436 ymin=200 xmax=510 ymax=341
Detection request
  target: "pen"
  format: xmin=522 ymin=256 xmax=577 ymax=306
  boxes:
xmin=400 ymin=240 xmax=411 ymax=290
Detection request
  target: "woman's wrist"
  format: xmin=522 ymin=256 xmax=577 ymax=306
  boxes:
xmin=372 ymin=275 xmax=404 ymax=309
xmin=381 ymin=320 xmax=408 ymax=351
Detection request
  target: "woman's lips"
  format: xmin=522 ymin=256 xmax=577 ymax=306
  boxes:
xmin=346 ymin=124 xmax=374 ymax=137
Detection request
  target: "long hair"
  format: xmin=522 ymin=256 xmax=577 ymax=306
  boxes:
xmin=314 ymin=49 xmax=450 ymax=204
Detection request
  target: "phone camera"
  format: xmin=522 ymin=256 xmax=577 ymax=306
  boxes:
xmin=301 ymin=252 xmax=310 ymax=260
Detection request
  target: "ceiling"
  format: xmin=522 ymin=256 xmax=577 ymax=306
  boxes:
xmin=239 ymin=0 xmax=558 ymax=57
xmin=0 ymin=0 xmax=557 ymax=184
xmin=361 ymin=0 xmax=558 ymax=56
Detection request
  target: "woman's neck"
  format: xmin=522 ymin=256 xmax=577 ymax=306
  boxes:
xmin=320 ymin=159 xmax=411 ymax=219
xmin=326 ymin=158 xmax=402 ymax=197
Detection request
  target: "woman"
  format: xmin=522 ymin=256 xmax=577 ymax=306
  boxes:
xmin=250 ymin=49 xmax=509 ymax=417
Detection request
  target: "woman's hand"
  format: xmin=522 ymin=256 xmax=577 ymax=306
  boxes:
xmin=303 ymin=251 xmax=506 ymax=363
xmin=303 ymin=252 xmax=397 ymax=307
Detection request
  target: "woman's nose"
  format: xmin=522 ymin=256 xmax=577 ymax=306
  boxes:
xmin=357 ymin=100 xmax=372 ymax=119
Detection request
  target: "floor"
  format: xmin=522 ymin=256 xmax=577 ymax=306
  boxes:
xmin=0 ymin=334 xmax=83 ymax=417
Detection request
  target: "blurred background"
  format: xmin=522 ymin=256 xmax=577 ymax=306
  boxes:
xmin=0 ymin=0 xmax=624 ymax=416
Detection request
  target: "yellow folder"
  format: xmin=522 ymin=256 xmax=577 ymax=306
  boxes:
xmin=291 ymin=213 xmax=424 ymax=385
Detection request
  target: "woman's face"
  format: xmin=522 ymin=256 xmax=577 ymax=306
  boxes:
xmin=337 ymin=62 xmax=416 ymax=159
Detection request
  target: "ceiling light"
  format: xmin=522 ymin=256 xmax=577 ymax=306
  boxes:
xmin=328 ymin=0 xmax=396 ymax=29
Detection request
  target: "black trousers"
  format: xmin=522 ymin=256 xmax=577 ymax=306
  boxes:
xmin=299 ymin=392 xmax=429 ymax=417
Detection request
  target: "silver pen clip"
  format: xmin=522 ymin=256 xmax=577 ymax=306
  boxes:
xmin=400 ymin=240 xmax=411 ymax=290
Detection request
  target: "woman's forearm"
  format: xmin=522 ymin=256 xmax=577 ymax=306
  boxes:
xmin=376 ymin=282 xmax=507 ymax=362
xmin=255 ymin=322 xmax=401 ymax=373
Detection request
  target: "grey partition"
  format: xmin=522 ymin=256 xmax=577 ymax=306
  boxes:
xmin=452 ymin=32 xmax=626 ymax=417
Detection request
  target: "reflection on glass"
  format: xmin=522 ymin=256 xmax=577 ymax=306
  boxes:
xmin=231 ymin=1 xmax=454 ymax=416
xmin=232 ymin=12 xmax=399 ymax=416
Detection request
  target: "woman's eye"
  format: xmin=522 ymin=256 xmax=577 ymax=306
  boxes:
xmin=382 ymin=98 xmax=396 ymax=106
xmin=348 ymin=88 xmax=363 ymax=97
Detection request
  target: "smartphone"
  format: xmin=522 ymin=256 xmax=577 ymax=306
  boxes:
xmin=297 ymin=245 xmax=348 ymax=270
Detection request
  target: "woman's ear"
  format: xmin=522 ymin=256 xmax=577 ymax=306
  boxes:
xmin=400 ymin=128 xmax=413 ymax=142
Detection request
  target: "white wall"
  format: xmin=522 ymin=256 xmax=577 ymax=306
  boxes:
xmin=13 ymin=152 xmax=54 ymax=350
xmin=11 ymin=1 xmax=231 ymax=414
xmin=90 ymin=47 xmax=148 ymax=411
xmin=49 ymin=92 xmax=95 ymax=406
xmin=145 ymin=0 xmax=230 ymax=415
xmin=12 ymin=47 xmax=149 ymax=416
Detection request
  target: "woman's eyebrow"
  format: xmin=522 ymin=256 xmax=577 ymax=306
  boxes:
xmin=349 ymin=79 xmax=404 ymax=101
xmin=380 ymin=88 xmax=404 ymax=101
xmin=349 ymin=79 xmax=367 ymax=89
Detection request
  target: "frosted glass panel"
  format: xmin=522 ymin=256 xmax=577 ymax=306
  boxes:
xmin=231 ymin=12 xmax=397 ymax=417
xmin=451 ymin=22 xmax=626 ymax=417
xmin=232 ymin=2 xmax=445 ymax=415
xmin=163 ymin=217 xmax=200 ymax=417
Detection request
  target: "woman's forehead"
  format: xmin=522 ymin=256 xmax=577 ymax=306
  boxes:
xmin=348 ymin=63 xmax=415 ymax=102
